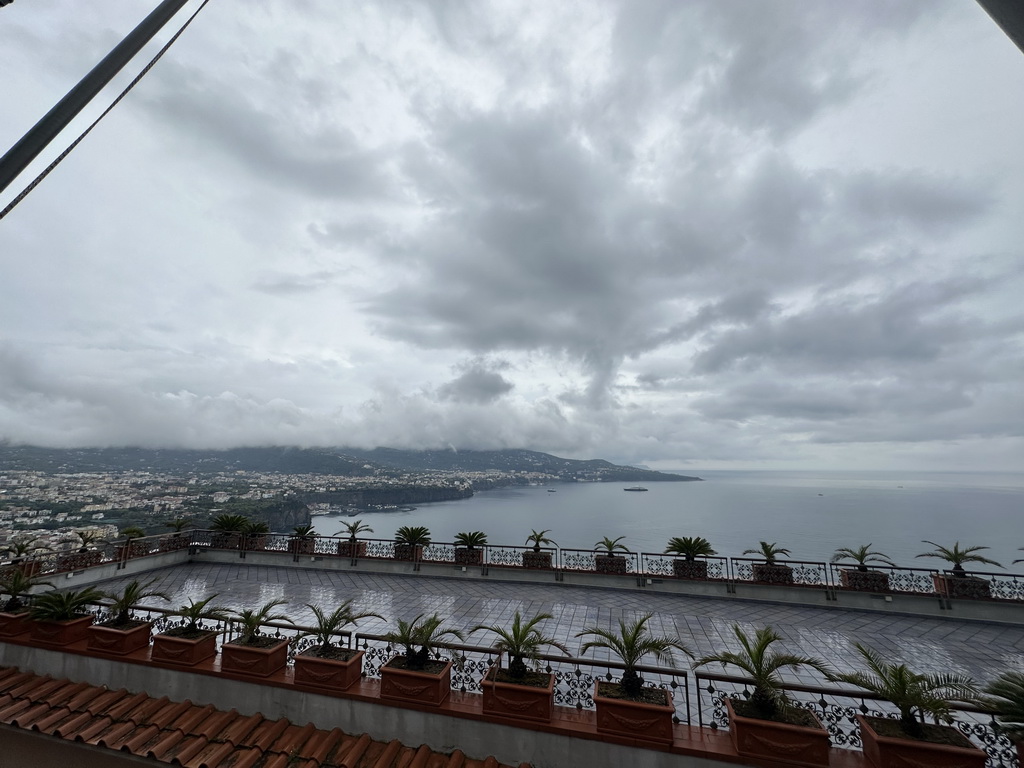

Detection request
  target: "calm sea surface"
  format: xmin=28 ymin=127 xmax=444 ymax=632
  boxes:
xmin=314 ymin=471 xmax=1024 ymax=571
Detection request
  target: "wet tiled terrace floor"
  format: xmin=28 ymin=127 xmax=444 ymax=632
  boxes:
xmin=95 ymin=562 xmax=1024 ymax=686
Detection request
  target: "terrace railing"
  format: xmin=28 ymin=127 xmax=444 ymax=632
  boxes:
xmin=640 ymin=552 xmax=729 ymax=581
xmin=729 ymin=556 xmax=832 ymax=588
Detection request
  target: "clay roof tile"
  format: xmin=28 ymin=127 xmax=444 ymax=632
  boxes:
xmin=145 ymin=728 xmax=188 ymax=760
xmin=182 ymin=739 xmax=239 ymax=768
xmin=122 ymin=722 xmax=163 ymax=753
xmin=169 ymin=734 xmax=210 ymax=765
xmin=335 ymin=731 xmax=373 ymax=767
xmin=194 ymin=708 xmax=241 ymax=739
xmin=105 ymin=690 xmax=152 ymax=721
xmin=29 ymin=704 xmax=73 ymax=733
xmin=10 ymin=700 xmax=56 ymax=728
xmin=147 ymin=698 xmax=195 ymax=729
xmin=95 ymin=718 xmax=143 ymax=749
xmin=267 ymin=721 xmax=317 ymax=754
xmin=128 ymin=694 xmax=173 ymax=724
xmin=52 ymin=709 xmax=98 ymax=738
xmin=82 ymin=688 xmax=132 ymax=715
xmin=73 ymin=714 xmax=115 ymax=744
xmin=170 ymin=703 xmax=219 ymax=733
xmin=302 ymin=726 xmax=346 ymax=763
xmin=43 ymin=679 xmax=94 ymax=707
xmin=1 ymin=671 xmax=42 ymax=696
xmin=370 ymin=739 xmax=404 ymax=768
xmin=247 ymin=716 xmax=292 ymax=751
xmin=217 ymin=711 xmax=265 ymax=746
xmin=0 ymin=697 xmax=34 ymax=724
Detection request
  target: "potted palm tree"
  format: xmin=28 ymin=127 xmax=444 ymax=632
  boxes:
xmin=594 ymin=536 xmax=629 ymax=574
xmin=831 ymin=544 xmax=896 ymax=592
xmin=221 ymin=599 xmax=293 ymax=677
xmin=151 ymin=595 xmax=230 ymax=666
xmin=288 ymin=523 xmax=318 ymax=555
xmin=984 ymin=671 xmax=1024 ymax=765
xmin=243 ymin=519 xmax=271 ymax=551
xmin=917 ymin=541 xmax=1002 ymax=600
xmin=695 ymin=624 xmax=832 ymax=767
xmin=664 ymin=536 xmax=717 ymax=580
xmin=57 ymin=529 xmax=105 ymax=571
xmin=381 ymin=613 xmax=464 ymax=706
xmin=2 ymin=535 xmax=50 ymax=576
xmin=28 ymin=586 xmax=104 ymax=646
xmin=471 ymin=611 xmax=570 ymax=723
xmin=116 ymin=526 xmax=149 ymax=560
xmin=293 ymin=600 xmax=383 ymax=691
xmin=831 ymin=642 xmax=985 ymax=768
xmin=454 ymin=531 xmax=487 ymax=566
xmin=743 ymin=541 xmax=795 ymax=585
xmin=159 ymin=518 xmax=192 ymax=551
xmin=209 ymin=513 xmax=248 ymax=549
xmin=393 ymin=525 xmax=430 ymax=561
xmin=338 ymin=519 xmax=372 ymax=558
xmin=0 ymin=569 xmax=54 ymax=637
xmin=523 ymin=529 xmax=556 ymax=569
xmin=88 ymin=578 xmax=170 ymax=654
xmin=575 ymin=613 xmax=691 ymax=743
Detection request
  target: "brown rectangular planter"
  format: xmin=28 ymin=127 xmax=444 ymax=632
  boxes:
xmin=752 ymin=563 xmax=795 ymax=585
xmin=87 ymin=622 xmax=153 ymax=655
xmin=392 ymin=544 xmax=423 ymax=562
xmin=673 ymin=559 xmax=709 ymax=580
xmin=481 ymin=666 xmax=554 ymax=724
xmin=522 ymin=551 xmax=553 ymax=569
xmin=288 ymin=538 xmax=316 ymax=555
xmin=839 ymin=569 xmax=891 ymax=592
xmin=30 ymin=614 xmax=94 ymax=647
xmin=857 ymin=714 xmax=986 ymax=768
xmin=726 ymin=698 xmax=829 ymax=767
xmin=0 ymin=611 xmax=32 ymax=638
xmin=293 ymin=649 xmax=365 ymax=692
xmin=454 ymin=548 xmax=484 ymax=566
xmin=220 ymin=638 xmax=290 ymax=677
xmin=337 ymin=541 xmax=367 ymax=558
xmin=594 ymin=681 xmax=675 ymax=743
xmin=594 ymin=554 xmax=628 ymax=574
xmin=210 ymin=533 xmax=241 ymax=550
xmin=380 ymin=658 xmax=452 ymax=707
xmin=151 ymin=631 xmax=218 ymax=666
xmin=158 ymin=536 xmax=190 ymax=552
xmin=56 ymin=551 xmax=102 ymax=571
xmin=933 ymin=573 xmax=992 ymax=600
xmin=116 ymin=542 xmax=148 ymax=560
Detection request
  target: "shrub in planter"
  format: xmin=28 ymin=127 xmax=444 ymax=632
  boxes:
xmin=209 ymin=513 xmax=248 ymax=549
xmin=57 ymin=529 xmax=105 ymax=571
xmin=576 ymin=613 xmax=691 ymax=742
xmin=288 ymin=524 xmax=317 ymax=555
xmin=338 ymin=520 xmax=372 ymax=557
xmin=221 ymin=599 xmax=293 ymax=677
xmin=293 ymin=600 xmax=383 ymax=691
xmin=832 ymin=544 xmax=895 ymax=592
xmin=743 ymin=541 xmax=795 ymax=585
xmin=2 ymin=536 xmax=50 ymax=576
xmin=381 ymin=613 xmax=464 ymax=706
xmin=471 ymin=611 xmax=570 ymax=723
xmin=831 ymin=642 xmax=985 ymax=768
xmin=393 ymin=525 xmax=430 ymax=561
xmin=454 ymin=531 xmax=487 ymax=565
xmin=985 ymin=671 xmax=1024 ymax=765
xmin=88 ymin=578 xmax=170 ymax=654
xmin=665 ymin=536 xmax=716 ymax=580
xmin=160 ymin=518 xmax=192 ymax=551
xmin=522 ymin=529 xmax=556 ymax=569
xmin=28 ymin=586 xmax=104 ymax=646
xmin=116 ymin=526 xmax=149 ymax=560
xmin=695 ymin=624 xmax=832 ymax=766
xmin=594 ymin=536 xmax=629 ymax=574
xmin=917 ymin=541 xmax=1003 ymax=600
xmin=151 ymin=595 xmax=230 ymax=666
xmin=0 ymin=569 xmax=54 ymax=637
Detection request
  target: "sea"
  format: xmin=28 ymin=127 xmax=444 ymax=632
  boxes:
xmin=312 ymin=471 xmax=1024 ymax=571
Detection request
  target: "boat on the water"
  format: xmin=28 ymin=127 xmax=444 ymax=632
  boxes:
xmin=623 ymin=486 xmax=648 ymax=492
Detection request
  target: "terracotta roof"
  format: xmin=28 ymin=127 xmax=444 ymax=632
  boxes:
xmin=0 ymin=667 xmax=530 ymax=768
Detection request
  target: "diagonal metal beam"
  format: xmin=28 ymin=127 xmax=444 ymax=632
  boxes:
xmin=976 ymin=0 xmax=1024 ymax=55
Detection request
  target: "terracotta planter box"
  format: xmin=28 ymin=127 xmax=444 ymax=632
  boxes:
xmin=116 ymin=542 xmax=148 ymax=560
xmin=31 ymin=614 xmax=94 ymax=647
xmin=840 ymin=569 xmax=891 ymax=592
xmin=87 ymin=621 xmax=152 ymax=654
xmin=857 ymin=714 xmax=986 ymax=768
xmin=522 ymin=551 xmax=553 ymax=569
xmin=393 ymin=544 xmax=423 ymax=562
xmin=158 ymin=536 xmax=190 ymax=552
xmin=288 ymin=538 xmax=316 ymax=555
xmin=337 ymin=541 xmax=367 ymax=558
xmin=673 ymin=559 xmax=710 ymax=580
xmin=294 ymin=649 xmax=365 ymax=692
xmin=4 ymin=559 xmax=41 ymax=578
xmin=593 ymin=681 xmax=675 ymax=743
xmin=752 ymin=563 xmax=795 ymax=585
xmin=933 ymin=574 xmax=992 ymax=600
xmin=481 ymin=666 xmax=555 ymax=724
xmin=380 ymin=658 xmax=452 ymax=707
xmin=726 ymin=698 xmax=829 ymax=767
xmin=595 ymin=554 xmax=628 ymax=574
xmin=0 ymin=610 xmax=32 ymax=638
xmin=210 ymin=533 xmax=241 ymax=550
xmin=220 ymin=638 xmax=290 ymax=677
xmin=245 ymin=536 xmax=268 ymax=552
xmin=151 ymin=631 xmax=218 ymax=666
xmin=56 ymin=551 xmax=102 ymax=571
xmin=454 ymin=548 xmax=484 ymax=566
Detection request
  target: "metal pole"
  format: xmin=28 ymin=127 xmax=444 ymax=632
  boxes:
xmin=0 ymin=0 xmax=190 ymax=195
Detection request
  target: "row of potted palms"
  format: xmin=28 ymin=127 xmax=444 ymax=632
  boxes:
xmin=2 ymin=571 xmax=1023 ymax=767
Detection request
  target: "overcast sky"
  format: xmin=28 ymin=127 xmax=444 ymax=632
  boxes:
xmin=1 ymin=1 xmax=1022 ymax=471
